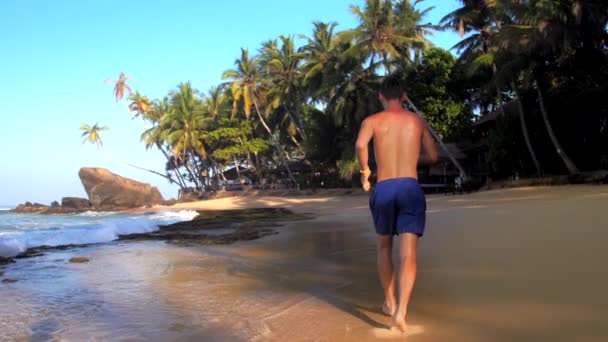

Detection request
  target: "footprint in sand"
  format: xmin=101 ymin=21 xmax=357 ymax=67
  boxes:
xmin=372 ymin=325 xmax=424 ymax=339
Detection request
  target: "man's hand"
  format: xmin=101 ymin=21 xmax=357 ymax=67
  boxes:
xmin=361 ymin=173 xmax=371 ymax=192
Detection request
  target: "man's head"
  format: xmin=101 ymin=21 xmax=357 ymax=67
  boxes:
xmin=379 ymin=76 xmax=405 ymax=104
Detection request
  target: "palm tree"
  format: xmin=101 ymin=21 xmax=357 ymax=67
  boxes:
xmin=393 ymin=0 xmax=436 ymax=63
xmin=80 ymin=123 xmax=109 ymax=149
xmin=300 ymin=21 xmax=340 ymax=98
xmin=203 ymin=86 xmax=230 ymax=118
xmin=443 ymin=0 xmax=543 ymax=176
xmin=104 ymin=72 xmax=132 ymax=102
xmin=338 ymin=0 xmax=432 ymax=74
xmin=222 ymin=48 xmax=297 ymax=186
xmin=140 ymin=97 xmax=189 ymax=190
xmin=128 ymin=91 xmax=153 ymax=118
xmin=495 ymin=1 xmax=581 ymax=174
xmin=259 ymin=36 xmax=307 ymax=143
xmin=163 ymin=82 xmax=211 ymax=188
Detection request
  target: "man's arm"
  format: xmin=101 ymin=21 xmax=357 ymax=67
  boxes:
xmin=419 ymin=120 xmax=438 ymax=165
xmin=355 ymin=118 xmax=374 ymax=171
xmin=355 ymin=118 xmax=374 ymax=191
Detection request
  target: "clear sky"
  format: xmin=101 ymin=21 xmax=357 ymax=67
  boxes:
xmin=0 ymin=0 xmax=461 ymax=206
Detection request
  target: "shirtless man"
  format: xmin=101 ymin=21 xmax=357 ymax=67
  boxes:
xmin=355 ymin=77 xmax=438 ymax=332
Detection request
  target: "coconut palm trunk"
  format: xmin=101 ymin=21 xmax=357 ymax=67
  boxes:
xmin=512 ymin=83 xmax=542 ymax=176
xmin=405 ymin=97 xmax=468 ymax=180
xmin=101 ymin=148 xmax=178 ymax=186
xmin=233 ymin=156 xmax=241 ymax=177
xmin=252 ymin=98 xmax=298 ymax=187
xmin=535 ymin=79 xmax=580 ymax=175
xmin=155 ymin=142 xmax=188 ymax=190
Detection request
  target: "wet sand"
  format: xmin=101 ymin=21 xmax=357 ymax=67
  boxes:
xmin=1 ymin=185 xmax=607 ymax=341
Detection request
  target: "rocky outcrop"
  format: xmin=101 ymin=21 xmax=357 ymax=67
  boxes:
xmin=10 ymin=199 xmax=88 ymax=215
xmin=62 ymin=197 xmax=92 ymax=209
xmin=79 ymin=168 xmax=164 ymax=209
xmin=10 ymin=202 xmax=49 ymax=214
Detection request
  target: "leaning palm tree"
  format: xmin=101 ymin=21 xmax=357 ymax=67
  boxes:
xmin=80 ymin=123 xmax=109 ymax=149
xmin=104 ymin=72 xmax=132 ymax=102
xmin=80 ymin=121 xmax=178 ymax=183
xmin=443 ymin=0 xmax=542 ymax=176
xmin=495 ymin=1 xmax=581 ymax=174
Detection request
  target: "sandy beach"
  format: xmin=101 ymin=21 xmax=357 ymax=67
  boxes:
xmin=2 ymin=185 xmax=608 ymax=341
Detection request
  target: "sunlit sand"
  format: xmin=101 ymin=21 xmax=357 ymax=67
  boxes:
xmin=2 ymin=185 xmax=607 ymax=341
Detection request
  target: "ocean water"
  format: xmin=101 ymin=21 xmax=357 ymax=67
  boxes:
xmin=0 ymin=209 xmax=199 ymax=257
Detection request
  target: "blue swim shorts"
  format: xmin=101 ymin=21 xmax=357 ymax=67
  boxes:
xmin=369 ymin=177 xmax=426 ymax=237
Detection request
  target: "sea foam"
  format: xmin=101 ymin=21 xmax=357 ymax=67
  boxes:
xmin=0 ymin=210 xmax=199 ymax=257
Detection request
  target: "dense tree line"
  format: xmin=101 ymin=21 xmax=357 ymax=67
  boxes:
xmin=82 ymin=0 xmax=607 ymax=192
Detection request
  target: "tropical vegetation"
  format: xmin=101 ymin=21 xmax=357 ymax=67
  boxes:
xmin=82 ymin=0 xmax=607 ymax=195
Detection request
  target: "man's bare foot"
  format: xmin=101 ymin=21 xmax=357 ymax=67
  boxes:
xmin=382 ymin=301 xmax=396 ymax=316
xmin=390 ymin=312 xmax=407 ymax=333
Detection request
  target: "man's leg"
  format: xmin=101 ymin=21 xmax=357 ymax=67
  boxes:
xmin=392 ymin=233 xmax=419 ymax=332
xmin=376 ymin=235 xmax=396 ymax=315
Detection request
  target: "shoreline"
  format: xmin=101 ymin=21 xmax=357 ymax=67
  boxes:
xmin=2 ymin=181 xmax=605 ymax=263
xmin=6 ymin=170 xmax=607 ymax=214
xmin=0 ymin=207 xmax=316 ymax=264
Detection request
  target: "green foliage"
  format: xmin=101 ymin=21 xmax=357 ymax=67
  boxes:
xmin=405 ymin=47 xmax=473 ymax=141
xmin=205 ymin=119 xmax=270 ymax=161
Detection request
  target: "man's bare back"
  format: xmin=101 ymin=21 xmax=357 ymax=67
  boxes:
xmin=356 ymin=107 xmax=437 ymax=184
xmin=357 ymin=108 xmax=437 ymax=182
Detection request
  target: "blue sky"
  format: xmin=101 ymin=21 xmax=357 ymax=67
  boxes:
xmin=0 ymin=0 xmax=461 ymax=206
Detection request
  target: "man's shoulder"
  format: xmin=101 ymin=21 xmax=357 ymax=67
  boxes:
xmin=366 ymin=110 xmax=420 ymax=122
xmin=362 ymin=112 xmax=382 ymax=126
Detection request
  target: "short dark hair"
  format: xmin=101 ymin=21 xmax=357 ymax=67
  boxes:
xmin=380 ymin=76 xmax=404 ymax=100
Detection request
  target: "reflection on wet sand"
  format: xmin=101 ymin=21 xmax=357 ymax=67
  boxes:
xmin=1 ymin=185 xmax=607 ymax=341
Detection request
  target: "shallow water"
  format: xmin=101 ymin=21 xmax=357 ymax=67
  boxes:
xmin=1 ymin=186 xmax=608 ymax=341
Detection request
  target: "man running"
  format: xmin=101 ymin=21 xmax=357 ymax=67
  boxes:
xmin=355 ymin=76 xmax=438 ymax=332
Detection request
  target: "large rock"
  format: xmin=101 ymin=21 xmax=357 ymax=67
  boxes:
xmin=79 ymin=168 xmax=164 ymax=209
xmin=61 ymin=197 xmax=92 ymax=209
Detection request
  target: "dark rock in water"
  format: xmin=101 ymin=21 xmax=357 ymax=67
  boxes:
xmin=0 ymin=271 xmax=4 ymax=276
xmin=0 ymin=256 xmax=15 ymax=265
xmin=15 ymin=250 xmax=44 ymax=258
xmin=119 ymin=208 xmax=314 ymax=246
xmin=62 ymin=197 xmax=92 ymax=209
xmin=69 ymin=257 xmax=90 ymax=263
xmin=51 ymin=201 xmax=60 ymax=208
xmin=79 ymin=167 xmax=164 ymax=209
xmin=25 ymin=201 xmax=32 ymax=207
xmin=2 ymin=278 xmax=17 ymax=284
